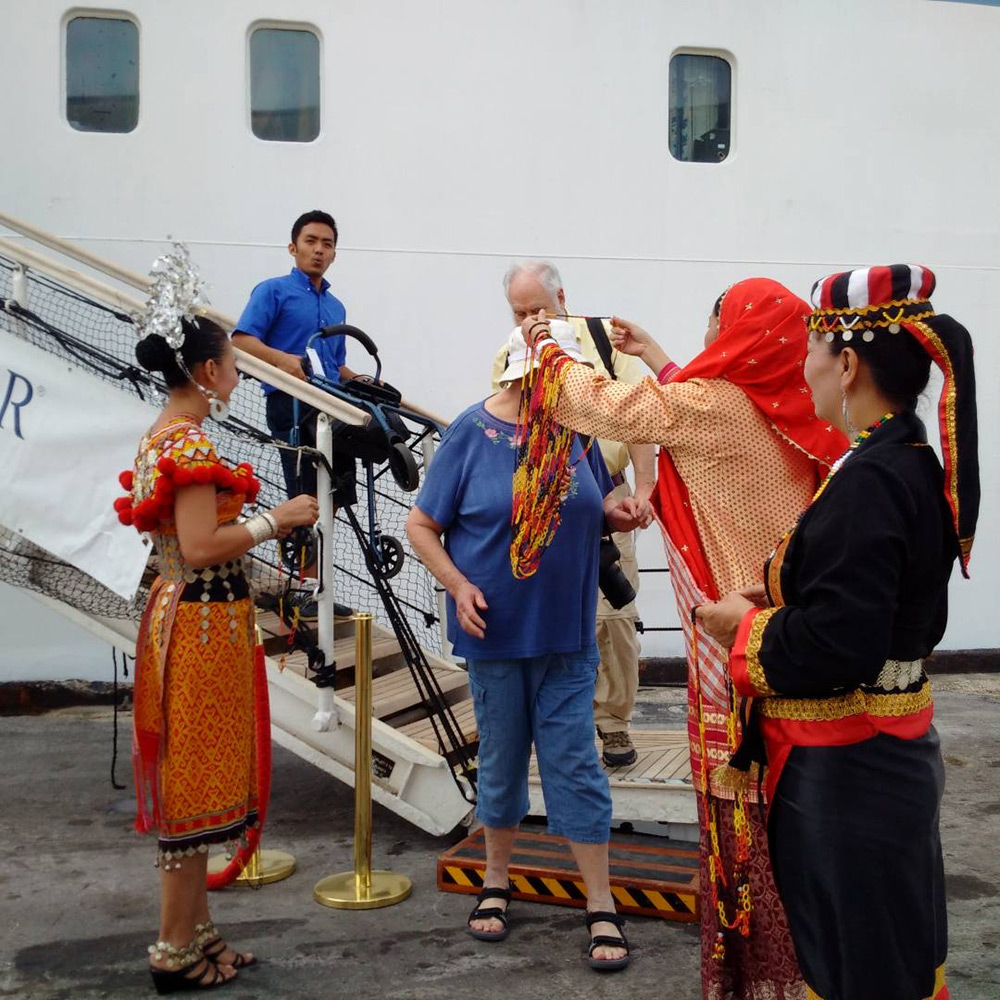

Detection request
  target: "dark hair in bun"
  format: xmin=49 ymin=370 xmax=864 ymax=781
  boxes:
xmin=135 ymin=316 xmax=229 ymax=389
xmin=829 ymin=327 xmax=932 ymax=413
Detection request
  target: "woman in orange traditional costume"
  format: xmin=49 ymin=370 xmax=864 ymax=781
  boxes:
xmin=697 ymin=265 xmax=976 ymax=1000
xmin=115 ymin=250 xmax=318 ymax=994
xmin=522 ymin=278 xmax=847 ymax=1000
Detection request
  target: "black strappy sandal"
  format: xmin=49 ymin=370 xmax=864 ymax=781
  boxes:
xmin=466 ymin=885 xmax=513 ymax=942
xmin=585 ymin=911 xmax=630 ymax=972
xmin=195 ymin=921 xmax=257 ymax=969
xmin=148 ymin=940 xmax=235 ymax=994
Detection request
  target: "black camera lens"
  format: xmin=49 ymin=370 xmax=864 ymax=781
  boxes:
xmin=598 ymin=537 xmax=636 ymax=610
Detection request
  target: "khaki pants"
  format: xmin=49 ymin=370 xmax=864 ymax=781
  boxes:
xmin=594 ymin=482 xmax=641 ymax=735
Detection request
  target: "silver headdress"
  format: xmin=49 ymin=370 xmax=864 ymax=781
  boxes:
xmin=136 ymin=242 xmax=208 ymax=348
xmin=136 ymin=244 xmax=230 ymax=422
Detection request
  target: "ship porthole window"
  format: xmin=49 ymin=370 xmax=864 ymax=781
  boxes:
xmin=65 ymin=14 xmax=139 ymax=133
xmin=249 ymin=26 xmax=321 ymax=143
xmin=668 ymin=52 xmax=732 ymax=163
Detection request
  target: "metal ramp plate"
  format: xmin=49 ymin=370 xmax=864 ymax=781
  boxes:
xmin=437 ymin=826 xmax=699 ymax=922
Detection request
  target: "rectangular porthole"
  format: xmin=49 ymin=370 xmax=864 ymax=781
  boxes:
xmin=65 ymin=14 xmax=139 ymax=133
xmin=249 ymin=26 xmax=321 ymax=142
xmin=669 ymin=52 xmax=732 ymax=163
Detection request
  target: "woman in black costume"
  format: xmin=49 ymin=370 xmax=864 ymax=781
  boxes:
xmin=696 ymin=264 xmax=978 ymax=1000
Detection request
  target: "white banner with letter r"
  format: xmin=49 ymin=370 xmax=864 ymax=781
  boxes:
xmin=0 ymin=325 xmax=157 ymax=600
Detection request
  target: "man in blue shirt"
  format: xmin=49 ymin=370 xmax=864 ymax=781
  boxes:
xmin=233 ymin=209 xmax=357 ymax=509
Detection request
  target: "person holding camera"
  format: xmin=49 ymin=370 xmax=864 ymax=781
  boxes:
xmin=494 ymin=261 xmax=655 ymax=767
xmin=406 ymin=320 xmax=648 ymax=972
xmin=521 ymin=279 xmax=847 ymax=1000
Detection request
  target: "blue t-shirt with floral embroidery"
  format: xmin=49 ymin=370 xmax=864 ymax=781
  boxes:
xmin=415 ymin=400 xmax=613 ymax=660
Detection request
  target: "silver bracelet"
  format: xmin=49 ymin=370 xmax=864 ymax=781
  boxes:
xmin=260 ymin=510 xmax=280 ymax=536
xmin=244 ymin=514 xmax=276 ymax=546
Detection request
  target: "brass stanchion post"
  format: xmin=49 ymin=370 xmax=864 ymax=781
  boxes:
xmin=314 ymin=614 xmax=412 ymax=909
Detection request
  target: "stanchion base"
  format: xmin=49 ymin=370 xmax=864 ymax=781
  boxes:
xmin=314 ymin=870 xmax=413 ymax=910
xmin=207 ymin=849 xmax=297 ymax=886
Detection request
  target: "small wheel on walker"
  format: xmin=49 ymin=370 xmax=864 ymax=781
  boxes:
xmin=389 ymin=440 xmax=420 ymax=492
xmin=280 ymin=526 xmax=317 ymax=574
xmin=376 ymin=534 xmax=405 ymax=579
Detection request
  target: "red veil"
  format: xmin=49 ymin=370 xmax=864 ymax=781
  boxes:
xmin=650 ymin=277 xmax=847 ymax=597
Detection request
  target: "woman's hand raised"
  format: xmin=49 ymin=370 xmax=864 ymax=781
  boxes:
xmin=610 ymin=317 xmax=672 ymax=376
xmin=609 ymin=317 xmax=655 ymax=358
xmin=520 ymin=309 xmax=553 ymax=347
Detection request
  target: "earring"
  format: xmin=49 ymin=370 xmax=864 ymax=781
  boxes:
xmin=841 ymin=390 xmax=856 ymax=439
xmin=207 ymin=389 xmax=230 ymax=422
xmin=198 ymin=384 xmax=230 ymax=422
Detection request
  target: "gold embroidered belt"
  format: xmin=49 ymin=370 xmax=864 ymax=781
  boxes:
xmin=758 ymin=665 xmax=930 ymax=724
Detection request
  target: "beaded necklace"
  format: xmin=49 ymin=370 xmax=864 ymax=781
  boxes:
xmin=809 ymin=411 xmax=896 ymax=505
xmin=509 ymin=341 xmax=587 ymax=579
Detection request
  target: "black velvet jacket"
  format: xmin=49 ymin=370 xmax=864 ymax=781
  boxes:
xmin=758 ymin=410 xmax=956 ymax=698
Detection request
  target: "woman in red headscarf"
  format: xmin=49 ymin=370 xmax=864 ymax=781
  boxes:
xmin=522 ymin=278 xmax=847 ymax=1000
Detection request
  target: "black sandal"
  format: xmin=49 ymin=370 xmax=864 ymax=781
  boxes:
xmin=196 ymin=921 xmax=257 ymax=969
xmin=466 ymin=885 xmax=513 ymax=942
xmin=148 ymin=940 xmax=235 ymax=994
xmin=585 ymin=911 xmax=630 ymax=972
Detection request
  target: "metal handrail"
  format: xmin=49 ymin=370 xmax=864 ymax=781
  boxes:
xmin=0 ymin=228 xmax=367 ymax=427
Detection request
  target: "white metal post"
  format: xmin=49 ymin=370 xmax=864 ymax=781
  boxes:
xmin=420 ymin=433 xmax=453 ymax=661
xmin=312 ymin=413 xmax=338 ymax=731
xmin=10 ymin=264 xmax=28 ymax=309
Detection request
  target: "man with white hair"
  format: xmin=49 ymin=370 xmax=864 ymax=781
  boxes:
xmin=493 ymin=261 xmax=655 ymax=767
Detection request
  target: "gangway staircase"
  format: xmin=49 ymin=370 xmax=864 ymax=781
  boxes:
xmin=0 ymin=213 xmax=696 ymax=841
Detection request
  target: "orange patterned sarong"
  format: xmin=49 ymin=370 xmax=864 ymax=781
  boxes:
xmin=123 ymin=417 xmax=261 ymax=858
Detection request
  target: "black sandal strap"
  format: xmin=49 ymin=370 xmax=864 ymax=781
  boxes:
xmin=468 ymin=906 xmax=509 ymax=926
xmin=475 ymin=884 xmax=512 ymax=904
xmin=585 ymin=910 xmax=625 ymax=930
xmin=589 ymin=934 xmax=630 ymax=957
xmin=201 ymin=936 xmax=255 ymax=969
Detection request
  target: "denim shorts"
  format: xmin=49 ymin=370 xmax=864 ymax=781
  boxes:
xmin=466 ymin=644 xmax=612 ymax=844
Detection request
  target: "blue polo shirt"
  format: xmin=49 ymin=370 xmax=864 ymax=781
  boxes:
xmin=416 ymin=401 xmax=613 ymax=660
xmin=235 ymin=267 xmax=347 ymax=395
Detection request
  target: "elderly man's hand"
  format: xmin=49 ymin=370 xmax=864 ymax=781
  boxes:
xmin=694 ymin=592 xmax=755 ymax=650
xmin=521 ymin=309 xmax=553 ymax=347
xmin=606 ymin=497 xmax=649 ymax=533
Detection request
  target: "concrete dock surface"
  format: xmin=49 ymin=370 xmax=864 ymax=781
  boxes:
xmin=1 ymin=678 xmax=997 ymax=999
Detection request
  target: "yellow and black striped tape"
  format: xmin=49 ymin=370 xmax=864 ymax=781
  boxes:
xmin=439 ymin=864 xmax=697 ymax=921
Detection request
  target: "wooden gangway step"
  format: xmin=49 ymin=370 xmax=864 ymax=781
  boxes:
xmin=256 ymin=609 xmax=403 ymax=672
xmin=257 ymin=607 xmax=471 ymax=722
xmin=339 ymin=665 xmax=469 ymax=719
xmin=438 ymin=827 xmax=699 ymax=922
xmin=397 ymin=696 xmax=478 ymax=751
xmin=529 ymin=728 xmax=691 ymax=786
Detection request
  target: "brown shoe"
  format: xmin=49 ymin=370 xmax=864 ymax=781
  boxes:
xmin=600 ymin=729 xmax=637 ymax=767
